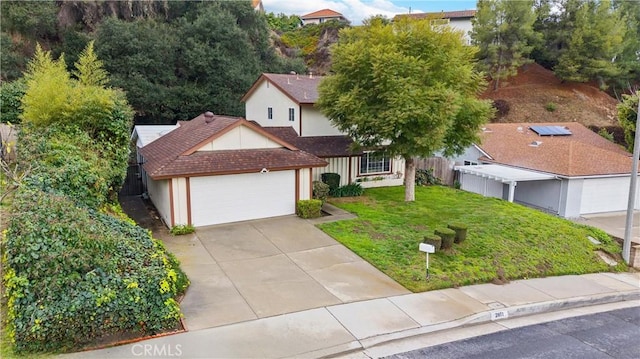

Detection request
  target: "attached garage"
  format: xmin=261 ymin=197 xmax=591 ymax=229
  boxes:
xmin=190 ymin=171 xmax=295 ymax=227
xmin=138 ymin=113 xmax=326 ymax=228
xmin=580 ymin=177 xmax=640 ymax=215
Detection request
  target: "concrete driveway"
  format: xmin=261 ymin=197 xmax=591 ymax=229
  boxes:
xmin=574 ymin=211 xmax=640 ymax=245
xmin=160 ymin=216 xmax=409 ymax=331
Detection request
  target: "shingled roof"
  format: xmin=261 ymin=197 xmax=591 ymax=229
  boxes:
xmin=242 ymin=73 xmax=322 ymax=105
xmin=394 ymin=10 xmax=476 ymax=21
xmin=140 ymin=113 xmax=327 ymax=179
xmin=261 ymin=126 xmax=363 ymax=158
xmin=301 ymin=9 xmax=345 ymax=20
xmin=477 ymin=122 xmax=634 ymax=177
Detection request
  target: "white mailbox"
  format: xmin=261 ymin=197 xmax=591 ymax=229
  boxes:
xmin=418 ymin=242 xmax=435 ymax=279
xmin=419 ymin=243 xmax=435 ymax=253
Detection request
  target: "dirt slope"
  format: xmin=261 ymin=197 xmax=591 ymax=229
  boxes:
xmin=483 ymin=63 xmax=619 ymax=128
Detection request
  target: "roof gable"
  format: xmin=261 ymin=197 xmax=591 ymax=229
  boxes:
xmin=140 ymin=113 xmax=325 ymax=179
xmin=301 ymin=9 xmax=344 ymax=19
xmin=242 ymin=73 xmax=322 ymax=105
xmin=476 ymin=122 xmax=633 ymax=177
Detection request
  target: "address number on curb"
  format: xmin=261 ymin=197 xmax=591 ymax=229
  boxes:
xmin=490 ymin=310 xmax=509 ymax=321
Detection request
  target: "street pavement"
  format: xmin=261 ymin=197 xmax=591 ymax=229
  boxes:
xmin=386 ymin=306 xmax=640 ymax=359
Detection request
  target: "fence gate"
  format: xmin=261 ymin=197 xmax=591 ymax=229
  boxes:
xmin=120 ymin=165 xmax=143 ymax=196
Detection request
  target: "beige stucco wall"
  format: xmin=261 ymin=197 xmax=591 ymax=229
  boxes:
xmin=172 ymin=177 xmax=189 ymax=226
xmin=245 ymin=79 xmax=300 ymax=132
xmin=300 ymin=105 xmax=343 ymax=137
xmin=298 ymin=168 xmax=312 ymax=200
xmin=147 ymin=178 xmax=171 ymax=226
xmin=449 ymin=19 xmax=473 ymax=45
xmin=197 ymin=126 xmax=281 ymax=151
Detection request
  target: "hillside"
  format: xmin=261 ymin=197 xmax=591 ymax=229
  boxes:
xmin=483 ymin=63 xmax=619 ymax=128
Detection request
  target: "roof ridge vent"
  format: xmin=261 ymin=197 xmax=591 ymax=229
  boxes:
xmin=529 ymin=140 xmax=542 ymax=147
xmin=309 ymin=71 xmax=313 ymax=79
xmin=517 ymin=126 xmax=524 ymax=133
xmin=482 ymin=127 xmax=492 ymax=133
xmin=204 ymin=111 xmax=215 ymax=123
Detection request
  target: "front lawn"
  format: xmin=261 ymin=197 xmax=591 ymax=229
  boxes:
xmin=319 ymin=186 xmax=624 ymax=292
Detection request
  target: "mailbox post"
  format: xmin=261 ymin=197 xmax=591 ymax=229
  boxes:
xmin=419 ymin=243 xmax=435 ymax=279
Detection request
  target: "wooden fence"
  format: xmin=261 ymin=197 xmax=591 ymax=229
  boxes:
xmin=415 ymin=157 xmax=456 ymax=186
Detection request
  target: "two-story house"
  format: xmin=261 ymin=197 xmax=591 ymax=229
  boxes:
xmin=300 ymin=9 xmax=349 ymax=26
xmin=394 ymin=10 xmax=476 ymax=45
xmin=242 ymin=73 xmax=405 ymax=188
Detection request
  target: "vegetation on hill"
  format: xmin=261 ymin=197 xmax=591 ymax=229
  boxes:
xmin=1 ymin=0 xmax=304 ymax=124
xmin=1 ymin=44 xmax=188 ymax=354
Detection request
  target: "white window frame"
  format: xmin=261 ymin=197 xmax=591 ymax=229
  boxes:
xmin=288 ymin=108 xmax=295 ymax=122
xmin=360 ymin=152 xmax=391 ymax=175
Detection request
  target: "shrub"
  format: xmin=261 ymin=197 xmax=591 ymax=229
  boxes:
xmin=312 ymin=180 xmax=330 ymax=202
xmin=423 ymin=233 xmax=442 ymax=251
xmin=0 ymin=79 xmax=26 ymax=124
xmin=545 ymin=102 xmax=557 ymax=112
xmin=415 ymin=168 xmax=441 ymax=186
xmin=3 ymin=187 xmax=187 ymax=353
xmin=333 ymin=182 xmax=364 ymax=197
xmin=170 ymin=224 xmax=195 ymax=235
xmin=434 ymin=227 xmax=456 ymax=250
xmin=296 ymin=199 xmax=323 ymax=218
xmin=321 ymin=172 xmax=341 ymax=195
xmin=492 ymin=99 xmax=510 ymax=120
xmin=447 ymin=222 xmax=468 ymax=243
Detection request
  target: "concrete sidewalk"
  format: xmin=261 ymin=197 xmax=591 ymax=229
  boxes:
xmin=63 ymin=272 xmax=639 ymax=359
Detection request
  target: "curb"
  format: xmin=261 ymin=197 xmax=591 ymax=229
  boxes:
xmin=310 ymin=290 xmax=640 ymax=358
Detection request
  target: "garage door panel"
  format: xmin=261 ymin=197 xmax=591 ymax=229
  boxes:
xmin=191 ymin=171 xmax=295 ymax=227
xmin=580 ymin=177 xmax=640 ymax=215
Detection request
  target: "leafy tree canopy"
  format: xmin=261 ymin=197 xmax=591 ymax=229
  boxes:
xmin=471 ymin=0 xmax=540 ymax=89
xmin=317 ymin=17 xmax=494 ymax=201
xmin=618 ymin=92 xmax=639 ymax=153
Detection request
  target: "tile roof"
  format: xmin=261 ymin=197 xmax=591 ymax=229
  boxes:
xmin=301 ymin=9 xmax=345 ymax=19
xmin=140 ymin=113 xmax=326 ymax=179
xmin=476 ymin=122 xmax=634 ymax=177
xmin=395 ymin=10 xmax=476 ymax=21
xmin=242 ymin=73 xmax=322 ymax=105
xmin=260 ymin=126 xmax=363 ymax=158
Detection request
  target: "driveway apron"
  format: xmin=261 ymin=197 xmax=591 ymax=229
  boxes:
xmin=160 ymin=215 xmax=409 ymax=331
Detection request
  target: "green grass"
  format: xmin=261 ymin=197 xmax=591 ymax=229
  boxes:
xmin=319 ymin=186 xmax=625 ymax=292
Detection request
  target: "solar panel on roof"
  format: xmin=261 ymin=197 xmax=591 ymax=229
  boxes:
xmin=529 ymin=126 xmax=572 ymax=136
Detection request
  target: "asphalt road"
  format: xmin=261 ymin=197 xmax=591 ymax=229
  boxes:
xmin=388 ymin=306 xmax=640 ymax=359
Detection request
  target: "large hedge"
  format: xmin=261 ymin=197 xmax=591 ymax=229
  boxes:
xmin=3 ymin=187 xmax=188 ymax=352
xmin=2 ymin=42 xmax=189 ymax=353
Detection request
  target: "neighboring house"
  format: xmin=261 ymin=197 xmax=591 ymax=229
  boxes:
xmin=394 ymin=10 xmax=476 ymax=44
xmin=251 ymin=0 xmax=263 ymax=12
xmin=451 ymin=123 xmax=640 ymax=218
xmin=300 ymin=9 xmax=348 ymax=25
xmin=242 ymin=73 xmax=405 ymax=187
xmin=135 ymin=112 xmax=326 ymax=227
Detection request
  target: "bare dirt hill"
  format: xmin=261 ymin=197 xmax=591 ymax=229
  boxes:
xmin=483 ymin=63 xmax=619 ymax=128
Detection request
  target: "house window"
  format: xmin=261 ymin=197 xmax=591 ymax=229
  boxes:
xmin=360 ymin=152 xmax=391 ymax=174
xmin=430 ymin=18 xmax=450 ymax=26
xmin=463 ymin=160 xmax=479 ymax=166
xmin=268 ymin=107 xmax=273 ymax=120
xmin=288 ymin=108 xmax=295 ymax=121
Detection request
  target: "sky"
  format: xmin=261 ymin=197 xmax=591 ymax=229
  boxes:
xmin=261 ymin=0 xmax=478 ymax=25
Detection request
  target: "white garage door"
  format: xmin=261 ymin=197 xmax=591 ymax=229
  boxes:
xmin=580 ymin=177 xmax=640 ymax=215
xmin=190 ymin=171 xmax=295 ymax=227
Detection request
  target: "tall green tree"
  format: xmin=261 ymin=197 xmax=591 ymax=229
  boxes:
xmin=618 ymin=92 xmax=639 ymax=153
xmin=471 ymin=0 xmax=539 ymax=90
xmin=317 ymin=18 xmax=494 ymax=202
xmin=21 ymin=43 xmax=133 ymax=200
xmin=555 ymin=0 xmax=626 ymax=87
xmin=613 ymin=0 xmax=640 ymax=90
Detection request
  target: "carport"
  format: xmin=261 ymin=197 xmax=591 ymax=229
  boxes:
xmin=456 ymin=164 xmax=559 ymax=211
